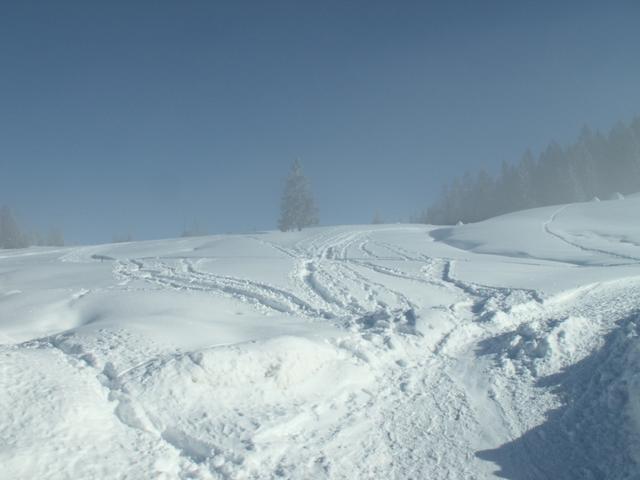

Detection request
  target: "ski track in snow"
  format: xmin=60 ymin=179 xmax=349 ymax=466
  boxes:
xmin=3 ymin=205 xmax=640 ymax=479
xmin=544 ymin=204 xmax=640 ymax=264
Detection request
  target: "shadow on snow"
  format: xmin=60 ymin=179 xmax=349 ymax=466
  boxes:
xmin=476 ymin=312 xmax=640 ymax=480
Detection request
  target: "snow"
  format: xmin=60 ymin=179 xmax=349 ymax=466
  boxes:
xmin=2 ymin=197 xmax=640 ymax=478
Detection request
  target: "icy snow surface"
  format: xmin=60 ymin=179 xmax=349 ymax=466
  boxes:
xmin=2 ymin=196 xmax=640 ymax=479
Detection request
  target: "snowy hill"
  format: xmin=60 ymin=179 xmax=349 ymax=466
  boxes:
xmin=2 ymin=196 xmax=640 ymax=479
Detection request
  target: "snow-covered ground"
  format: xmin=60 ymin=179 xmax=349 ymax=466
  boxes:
xmin=2 ymin=196 xmax=640 ymax=479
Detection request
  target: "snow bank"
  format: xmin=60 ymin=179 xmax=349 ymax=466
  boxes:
xmin=483 ymin=315 xmax=640 ymax=478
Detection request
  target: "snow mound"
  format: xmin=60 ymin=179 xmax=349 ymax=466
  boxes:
xmin=106 ymin=335 xmax=375 ymax=477
xmin=479 ymin=314 xmax=640 ymax=478
xmin=491 ymin=315 xmax=597 ymax=377
xmin=431 ymin=195 xmax=640 ymax=268
xmin=0 ymin=345 xmax=173 ymax=479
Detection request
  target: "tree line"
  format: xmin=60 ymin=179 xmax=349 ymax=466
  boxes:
xmin=0 ymin=206 xmax=64 ymax=248
xmin=10 ymin=115 xmax=635 ymax=246
xmin=423 ymin=117 xmax=640 ymax=225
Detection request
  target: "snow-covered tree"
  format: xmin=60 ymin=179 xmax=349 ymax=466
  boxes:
xmin=181 ymin=219 xmax=207 ymax=237
xmin=422 ymin=117 xmax=640 ymax=225
xmin=0 ymin=206 xmax=28 ymax=249
xmin=278 ymin=160 xmax=319 ymax=231
xmin=46 ymin=227 xmax=64 ymax=247
xmin=112 ymin=233 xmax=133 ymax=243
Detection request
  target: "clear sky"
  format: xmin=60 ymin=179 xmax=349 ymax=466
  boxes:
xmin=2 ymin=0 xmax=640 ymax=244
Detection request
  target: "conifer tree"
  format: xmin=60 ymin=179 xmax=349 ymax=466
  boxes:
xmin=423 ymin=116 xmax=640 ymax=225
xmin=278 ymin=160 xmax=319 ymax=231
xmin=0 ymin=206 xmax=27 ymax=248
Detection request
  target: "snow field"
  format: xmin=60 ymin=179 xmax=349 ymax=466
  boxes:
xmin=2 ymin=196 xmax=640 ymax=478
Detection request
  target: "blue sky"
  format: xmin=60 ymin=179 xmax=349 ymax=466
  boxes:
xmin=2 ymin=0 xmax=640 ymax=243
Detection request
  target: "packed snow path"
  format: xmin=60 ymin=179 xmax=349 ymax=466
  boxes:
xmin=2 ymin=197 xmax=640 ymax=479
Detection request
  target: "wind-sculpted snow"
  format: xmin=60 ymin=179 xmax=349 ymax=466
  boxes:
xmin=2 ymin=199 xmax=640 ymax=478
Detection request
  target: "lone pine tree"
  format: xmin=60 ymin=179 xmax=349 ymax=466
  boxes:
xmin=278 ymin=160 xmax=319 ymax=231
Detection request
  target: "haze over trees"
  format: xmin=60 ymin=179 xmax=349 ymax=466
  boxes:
xmin=0 ymin=206 xmax=27 ymax=249
xmin=181 ymin=219 xmax=208 ymax=238
xmin=278 ymin=160 xmax=319 ymax=232
xmin=0 ymin=205 xmax=64 ymax=249
xmin=424 ymin=117 xmax=640 ymax=225
xmin=112 ymin=233 xmax=134 ymax=243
